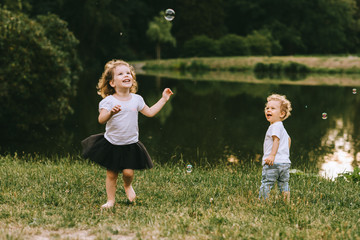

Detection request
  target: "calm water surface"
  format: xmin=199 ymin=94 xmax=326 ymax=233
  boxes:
xmin=2 ymin=72 xmax=360 ymax=179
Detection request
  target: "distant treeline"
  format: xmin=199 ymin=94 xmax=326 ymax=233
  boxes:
xmin=1 ymin=0 xmax=359 ymax=65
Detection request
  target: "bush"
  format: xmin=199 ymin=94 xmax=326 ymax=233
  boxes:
xmin=245 ymin=31 xmax=272 ymax=56
xmin=283 ymin=62 xmax=310 ymax=73
xmin=0 ymin=9 xmax=82 ymax=135
xmin=219 ymin=34 xmax=250 ymax=56
xmin=182 ymin=35 xmax=220 ymax=57
xmin=254 ymin=61 xmax=309 ymax=80
xmin=188 ymin=60 xmax=210 ymax=71
xmin=268 ymin=63 xmax=282 ymax=73
xmin=245 ymin=30 xmax=282 ymax=56
xmin=254 ymin=63 xmax=268 ymax=73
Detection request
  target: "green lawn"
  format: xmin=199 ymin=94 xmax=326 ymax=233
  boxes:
xmin=1 ymin=154 xmax=359 ymax=239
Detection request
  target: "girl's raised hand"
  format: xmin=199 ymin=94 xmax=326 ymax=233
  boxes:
xmin=110 ymin=105 xmax=121 ymax=115
xmin=162 ymin=88 xmax=174 ymax=101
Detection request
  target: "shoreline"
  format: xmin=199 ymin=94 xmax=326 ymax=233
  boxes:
xmin=131 ymin=55 xmax=360 ymax=74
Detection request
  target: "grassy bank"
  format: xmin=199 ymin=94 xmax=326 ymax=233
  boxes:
xmin=1 ymin=154 xmax=359 ymax=239
xmin=132 ymin=68 xmax=360 ymax=87
xmin=131 ymin=56 xmax=360 ymax=74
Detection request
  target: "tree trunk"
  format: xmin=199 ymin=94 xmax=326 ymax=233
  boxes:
xmin=156 ymin=42 xmax=161 ymax=60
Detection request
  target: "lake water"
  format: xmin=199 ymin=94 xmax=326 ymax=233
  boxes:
xmin=2 ymin=71 xmax=360 ymax=179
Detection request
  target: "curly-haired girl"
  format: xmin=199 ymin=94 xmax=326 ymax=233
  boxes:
xmin=82 ymin=59 xmax=173 ymax=208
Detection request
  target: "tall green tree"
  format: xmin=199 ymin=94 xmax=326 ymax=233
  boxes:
xmin=172 ymin=0 xmax=226 ymax=46
xmin=146 ymin=11 xmax=176 ymax=59
xmin=0 ymin=8 xmax=81 ymax=135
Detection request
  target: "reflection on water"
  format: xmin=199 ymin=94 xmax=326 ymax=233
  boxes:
xmin=320 ymin=150 xmax=354 ymax=180
xmin=1 ymin=71 xmax=360 ymax=179
xmin=319 ymin=118 xmax=359 ymax=180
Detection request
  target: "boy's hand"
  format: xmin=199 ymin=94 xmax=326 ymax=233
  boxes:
xmin=264 ymin=155 xmax=275 ymax=166
xmin=162 ymin=88 xmax=174 ymax=101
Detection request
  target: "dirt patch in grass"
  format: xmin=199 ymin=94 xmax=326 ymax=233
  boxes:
xmin=1 ymin=223 xmax=136 ymax=240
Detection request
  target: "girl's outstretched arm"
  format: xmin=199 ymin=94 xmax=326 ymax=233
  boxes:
xmin=140 ymin=88 xmax=173 ymax=117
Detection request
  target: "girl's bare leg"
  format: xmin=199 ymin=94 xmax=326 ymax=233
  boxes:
xmin=123 ymin=169 xmax=136 ymax=202
xmin=102 ymin=170 xmax=119 ymax=208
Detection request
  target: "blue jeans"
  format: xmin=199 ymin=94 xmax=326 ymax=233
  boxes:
xmin=259 ymin=163 xmax=291 ymax=200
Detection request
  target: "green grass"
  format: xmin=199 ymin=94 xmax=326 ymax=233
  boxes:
xmin=132 ymin=55 xmax=360 ymax=74
xmin=1 ymin=154 xmax=359 ymax=239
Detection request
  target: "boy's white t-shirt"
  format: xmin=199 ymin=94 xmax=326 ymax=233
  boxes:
xmin=262 ymin=121 xmax=291 ymax=165
xmin=99 ymin=94 xmax=145 ymax=145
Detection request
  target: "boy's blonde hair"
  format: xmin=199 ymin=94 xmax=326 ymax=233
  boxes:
xmin=266 ymin=94 xmax=292 ymax=120
xmin=97 ymin=59 xmax=138 ymax=98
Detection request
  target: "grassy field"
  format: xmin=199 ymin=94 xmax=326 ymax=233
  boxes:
xmin=131 ymin=55 xmax=360 ymax=73
xmin=1 ymin=154 xmax=359 ymax=239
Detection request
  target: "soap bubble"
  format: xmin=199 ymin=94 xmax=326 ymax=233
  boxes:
xmin=164 ymin=9 xmax=175 ymax=21
xmin=322 ymin=112 xmax=328 ymax=120
xmin=186 ymin=164 xmax=192 ymax=173
xmin=352 ymin=88 xmax=357 ymax=94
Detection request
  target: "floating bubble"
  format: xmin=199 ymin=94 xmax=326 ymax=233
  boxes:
xmin=164 ymin=8 xmax=175 ymax=21
xmin=186 ymin=164 xmax=192 ymax=173
xmin=322 ymin=112 xmax=328 ymax=120
xmin=353 ymin=88 xmax=357 ymax=94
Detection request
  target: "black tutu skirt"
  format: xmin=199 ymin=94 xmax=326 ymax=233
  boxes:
xmin=81 ymin=133 xmax=153 ymax=171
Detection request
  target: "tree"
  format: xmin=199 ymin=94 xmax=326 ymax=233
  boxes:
xmin=0 ymin=8 xmax=81 ymax=136
xmin=146 ymin=11 xmax=176 ymax=59
xmin=172 ymin=0 xmax=226 ymax=47
xmin=182 ymin=35 xmax=220 ymax=57
xmin=299 ymin=0 xmax=360 ymax=53
xmin=2 ymin=0 xmax=360 ymax=60
xmin=219 ymin=34 xmax=250 ymax=56
xmin=224 ymin=0 xmax=360 ymax=54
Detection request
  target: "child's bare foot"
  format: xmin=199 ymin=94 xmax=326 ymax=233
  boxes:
xmin=101 ymin=200 xmax=115 ymax=209
xmin=124 ymin=185 xmax=136 ymax=202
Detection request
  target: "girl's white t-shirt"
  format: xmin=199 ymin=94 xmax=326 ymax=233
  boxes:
xmin=262 ymin=121 xmax=291 ymax=165
xmin=99 ymin=94 xmax=145 ymax=145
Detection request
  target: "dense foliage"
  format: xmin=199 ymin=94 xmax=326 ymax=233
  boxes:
xmin=1 ymin=0 xmax=359 ymax=62
xmin=0 ymin=8 xmax=81 ymax=136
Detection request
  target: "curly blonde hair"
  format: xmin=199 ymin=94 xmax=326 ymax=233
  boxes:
xmin=266 ymin=94 xmax=292 ymax=120
xmin=97 ymin=59 xmax=138 ymax=98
